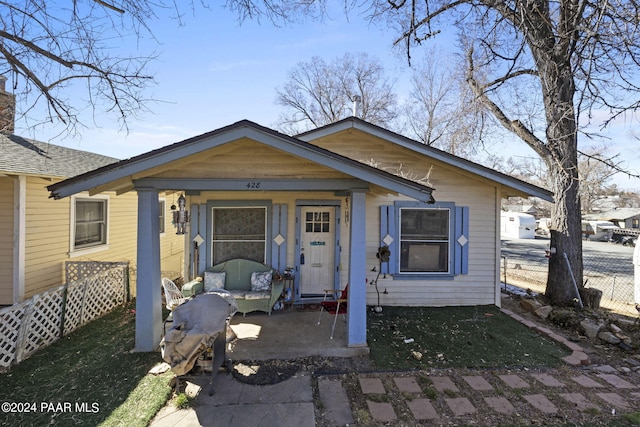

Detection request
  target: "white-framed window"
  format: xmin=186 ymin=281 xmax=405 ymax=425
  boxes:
xmin=159 ymin=199 xmax=166 ymax=234
xmin=71 ymin=194 xmax=109 ymax=254
xmin=399 ymin=207 xmax=450 ymax=273
xmin=381 ymin=202 xmax=468 ymax=277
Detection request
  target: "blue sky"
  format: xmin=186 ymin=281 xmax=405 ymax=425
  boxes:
xmin=12 ymin=4 xmax=640 ymax=190
xmin=17 ymin=5 xmax=420 ymax=158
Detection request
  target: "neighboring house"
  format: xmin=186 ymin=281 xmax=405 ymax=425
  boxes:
xmin=587 ymin=208 xmax=640 ymax=230
xmin=0 ymin=84 xmax=184 ymax=305
xmin=47 ymin=118 xmax=553 ymax=351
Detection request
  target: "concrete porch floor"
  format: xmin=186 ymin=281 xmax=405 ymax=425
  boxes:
xmin=226 ymin=306 xmax=369 ymax=361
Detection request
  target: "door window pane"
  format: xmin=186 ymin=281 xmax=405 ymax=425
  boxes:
xmin=306 ymin=210 xmax=330 ymax=233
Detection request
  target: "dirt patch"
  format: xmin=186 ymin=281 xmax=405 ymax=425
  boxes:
xmin=230 ymin=355 xmax=373 ymax=386
xmin=231 ymin=359 xmax=300 ymax=385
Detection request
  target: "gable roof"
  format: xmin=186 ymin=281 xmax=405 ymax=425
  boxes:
xmin=0 ymin=133 xmax=118 ymax=178
xmin=590 ymin=208 xmax=640 ymax=221
xmin=297 ymin=117 xmax=554 ymax=202
xmin=47 ymin=120 xmax=436 ymax=202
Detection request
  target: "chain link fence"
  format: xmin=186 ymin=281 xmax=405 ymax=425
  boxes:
xmin=500 ymin=253 xmax=638 ymax=319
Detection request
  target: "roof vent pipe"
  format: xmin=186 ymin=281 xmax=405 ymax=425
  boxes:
xmin=352 ymin=95 xmax=361 ymax=118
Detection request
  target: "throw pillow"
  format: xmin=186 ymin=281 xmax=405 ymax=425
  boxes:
xmin=251 ymin=271 xmax=272 ymax=292
xmin=204 ymin=272 xmax=226 ymax=292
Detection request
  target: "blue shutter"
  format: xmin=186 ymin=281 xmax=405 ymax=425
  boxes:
xmin=271 ymin=204 xmax=288 ymax=272
xmin=379 ymin=205 xmax=397 ymax=274
xmin=454 ymin=206 xmax=470 ymax=275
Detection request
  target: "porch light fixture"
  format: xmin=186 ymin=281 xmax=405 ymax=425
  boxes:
xmin=171 ymin=194 xmax=190 ymax=235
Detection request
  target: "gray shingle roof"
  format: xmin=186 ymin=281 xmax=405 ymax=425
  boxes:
xmin=595 ymin=208 xmax=640 ymax=221
xmin=0 ymin=133 xmax=118 ymax=178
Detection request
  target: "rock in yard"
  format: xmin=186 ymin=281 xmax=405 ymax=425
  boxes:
xmin=580 ymin=319 xmax=604 ymax=340
xmin=149 ymin=362 xmax=171 ymax=375
xmin=610 ymin=323 xmax=622 ymax=334
xmin=520 ymin=299 xmax=542 ymax=313
xmin=535 ymin=306 xmax=553 ymax=319
xmin=598 ymin=331 xmax=621 ymax=345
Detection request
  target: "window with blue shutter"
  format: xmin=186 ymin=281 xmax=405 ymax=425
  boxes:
xmin=380 ymin=202 xmax=469 ymax=278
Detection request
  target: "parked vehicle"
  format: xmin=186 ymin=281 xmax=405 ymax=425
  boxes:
xmin=581 ymin=220 xmax=620 ymax=241
xmin=610 ymin=234 xmax=636 ymax=246
xmin=610 ymin=229 xmax=639 ymax=247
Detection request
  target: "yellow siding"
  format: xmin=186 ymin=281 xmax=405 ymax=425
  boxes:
xmin=189 ymin=174 xmax=501 ymax=308
xmin=21 ymin=176 xmax=183 ymax=300
xmin=147 ymin=139 xmax=353 ymax=181
xmin=362 ymin=175 xmax=500 ymax=307
xmin=159 ymin=197 xmax=186 ymax=282
xmin=306 ymin=128 xmax=501 ymax=306
xmin=0 ymin=177 xmax=14 ymax=304
xmin=24 ymin=177 xmax=69 ymax=296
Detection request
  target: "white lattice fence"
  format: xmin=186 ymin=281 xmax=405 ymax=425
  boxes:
xmin=0 ymin=302 xmax=29 ymax=368
xmin=63 ymin=267 xmax=128 ymax=336
xmin=65 ymin=261 xmax=128 ymax=282
xmin=16 ymin=286 xmax=66 ymax=363
xmin=0 ymin=263 xmax=129 ymax=369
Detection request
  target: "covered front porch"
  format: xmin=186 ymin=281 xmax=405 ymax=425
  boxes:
xmin=226 ymin=307 xmax=370 ymax=361
xmin=138 ymin=187 xmax=370 ymax=352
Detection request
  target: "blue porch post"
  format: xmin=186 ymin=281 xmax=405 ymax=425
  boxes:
xmin=347 ymin=190 xmax=367 ymax=347
xmin=135 ymin=188 xmax=162 ymax=352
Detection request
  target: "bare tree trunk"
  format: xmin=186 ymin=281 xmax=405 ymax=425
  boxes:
xmin=547 ymin=181 xmax=584 ymax=305
xmin=542 ymin=62 xmax=584 ymax=306
xmin=467 ymin=44 xmax=585 ymax=306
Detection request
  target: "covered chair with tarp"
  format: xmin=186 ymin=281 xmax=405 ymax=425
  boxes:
xmin=161 ymin=290 xmax=237 ymax=395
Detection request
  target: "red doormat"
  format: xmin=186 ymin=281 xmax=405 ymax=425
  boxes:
xmin=296 ymin=304 xmax=321 ymax=312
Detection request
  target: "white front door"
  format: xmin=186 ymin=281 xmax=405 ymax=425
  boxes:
xmin=299 ymin=207 xmax=335 ymax=296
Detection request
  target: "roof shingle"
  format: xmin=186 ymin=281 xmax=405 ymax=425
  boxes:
xmin=0 ymin=133 xmax=118 ymax=178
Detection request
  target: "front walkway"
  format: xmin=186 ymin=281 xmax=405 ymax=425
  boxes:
xmin=332 ymin=364 xmax=640 ymax=425
xmin=150 ymin=361 xmax=640 ymax=426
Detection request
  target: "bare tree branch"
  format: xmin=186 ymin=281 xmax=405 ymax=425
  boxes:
xmin=0 ymin=0 xmax=164 ymax=135
xmin=275 ymin=53 xmax=398 ymax=133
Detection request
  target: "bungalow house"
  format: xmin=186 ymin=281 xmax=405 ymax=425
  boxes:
xmin=587 ymin=208 xmax=640 ymax=230
xmin=47 ymin=118 xmax=553 ymax=352
xmin=0 ymin=82 xmax=184 ymax=305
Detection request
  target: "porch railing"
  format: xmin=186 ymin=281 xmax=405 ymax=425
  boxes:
xmin=0 ymin=262 xmax=129 ymax=370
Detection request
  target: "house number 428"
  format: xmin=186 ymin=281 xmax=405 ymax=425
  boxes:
xmin=246 ymin=182 xmax=261 ymax=189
